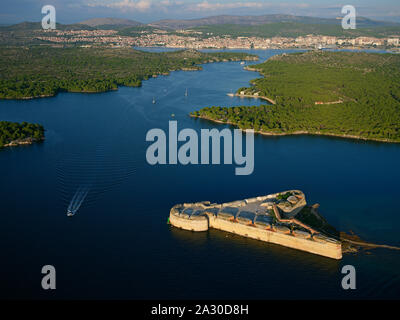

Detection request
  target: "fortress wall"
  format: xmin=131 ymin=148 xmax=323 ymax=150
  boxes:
xmin=169 ymin=213 xmax=208 ymax=232
xmin=207 ymin=215 xmax=342 ymax=260
xmin=245 ymin=197 xmax=259 ymax=204
xmin=169 ymin=212 xmax=342 ymax=259
xmin=222 ymin=200 xmax=245 ymax=207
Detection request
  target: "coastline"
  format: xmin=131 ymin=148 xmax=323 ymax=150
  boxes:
xmin=1 ymin=137 xmax=44 ymax=148
xmin=0 ymin=55 xmax=258 ymax=101
xmin=228 ymin=92 xmax=276 ymax=105
xmin=191 ymin=114 xmax=400 ymax=144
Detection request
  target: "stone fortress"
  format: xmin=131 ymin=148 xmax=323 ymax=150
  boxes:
xmin=169 ymin=190 xmax=342 ymax=259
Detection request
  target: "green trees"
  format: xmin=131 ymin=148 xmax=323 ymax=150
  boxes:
xmin=0 ymin=47 xmax=256 ymax=99
xmin=0 ymin=121 xmax=44 ymax=148
xmin=193 ymin=51 xmax=400 ymax=142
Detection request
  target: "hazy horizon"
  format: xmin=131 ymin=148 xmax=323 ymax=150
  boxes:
xmin=2 ymin=13 xmax=400 ymax=27
xmin=1 ymin=0 xmax=400 ymax=25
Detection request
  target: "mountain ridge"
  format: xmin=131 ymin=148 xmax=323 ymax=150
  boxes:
xmin=78 ymin=17 xmax=143 ymax=27
xmin=2 ymin=14 xmax=399 ymax=33
xmin=149 ymin=14 xmax=400 ymax=29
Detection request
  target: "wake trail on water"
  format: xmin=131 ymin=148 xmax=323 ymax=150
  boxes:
xmin=57 ymin=145 xmax=145 ymax=216
xmin=56 ymin=85 xmax=150 ymax=217
xmin=67 ymin=185 xmax=91 ymax=215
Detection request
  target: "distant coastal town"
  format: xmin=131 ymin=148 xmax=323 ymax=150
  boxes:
xmin=36 ymin=28 xmax=400 ymax=51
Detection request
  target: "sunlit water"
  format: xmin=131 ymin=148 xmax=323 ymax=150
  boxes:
xmin=0 ymin=49 xmax=399 ymax=299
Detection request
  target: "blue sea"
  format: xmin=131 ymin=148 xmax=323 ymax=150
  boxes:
xmin=0 ymin=48 xmax=399 ymax=299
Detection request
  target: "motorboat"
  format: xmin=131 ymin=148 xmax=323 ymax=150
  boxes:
xmin=67 ymin=210 xmax=75 ymax=217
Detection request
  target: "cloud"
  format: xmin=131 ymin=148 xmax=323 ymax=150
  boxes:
xmin=112 ymin=0 xmax=151 ymax=10
xmin=87 ymin=0 xmax=153 ymax=11
xmin=194 ymin=1 xmax=263 ymax=11
xmin=80 ymin=0 xmax=398 ymax=22
xmin=85 ymin=0 xmax=311 ymax=13
xmin=191 ymin=1 xmax=310 ymax=12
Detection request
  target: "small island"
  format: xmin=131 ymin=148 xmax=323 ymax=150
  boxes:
xmin=0 ymin=121 xmax=45 ymax=148
xmin=169 ymin=190 xmax=343 ymax=259
xmin=192 ymin=51 xmax=400 ymax=143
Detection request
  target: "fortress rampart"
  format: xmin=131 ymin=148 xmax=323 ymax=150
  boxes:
xmin=169 ymin=191 xmax=342 ymax=260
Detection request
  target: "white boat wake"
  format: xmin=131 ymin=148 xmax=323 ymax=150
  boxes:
xmin=67 ymin=185 xmax=90 ymax=216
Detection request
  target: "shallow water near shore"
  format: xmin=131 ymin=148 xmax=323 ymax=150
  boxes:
xmin=0 ymin=48 xmax=399 ymax=299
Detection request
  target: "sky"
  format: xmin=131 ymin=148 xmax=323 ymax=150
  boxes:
xmin=0 ymin=0 xmax=399 ymax=24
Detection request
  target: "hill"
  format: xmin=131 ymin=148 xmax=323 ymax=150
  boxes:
xmin=0 ymin=18 xmax=143 ymax=32
xmin=150 ymin=14 xmax=399 ymax=29
xmin=79 ymin=18 xmax=143 ymax=27
xmin=0 ymin=21 xmax=94 ymax=31
xmin=191 ymin=22 xmax=400 ymax=38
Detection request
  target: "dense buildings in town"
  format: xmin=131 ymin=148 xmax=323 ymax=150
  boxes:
xmin=35 ymin=29 xmax=400 ymax=50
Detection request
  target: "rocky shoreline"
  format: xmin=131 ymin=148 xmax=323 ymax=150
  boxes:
xmin=2 ymin=137 xmax=44 ymax=148
xmin=228 ymin=92 xmax=276 ymax=105
xmin=191 ymin=115 xmax=399 ymax=144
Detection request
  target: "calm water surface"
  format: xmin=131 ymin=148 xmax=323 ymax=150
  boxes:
xmin=0 ymin=49 xmax=399 ymax=299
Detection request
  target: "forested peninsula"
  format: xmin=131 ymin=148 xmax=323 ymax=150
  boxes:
xmin=0 ymin=47 xmax=257 ymax=99
xmin=0 ymin=121 xmax=44 ymax=148
xmin=192 ymin=51 xmax=400 ymax=143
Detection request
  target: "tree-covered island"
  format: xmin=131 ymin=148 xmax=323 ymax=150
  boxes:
xmin=191 ymin=51 xmax=400 ymax=143
xmin=0 ymin=121 xmax=44 ymax=148
xmin=0 ymin=47 xmax=257 ymax=99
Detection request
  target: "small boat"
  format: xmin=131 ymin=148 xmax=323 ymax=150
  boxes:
xmin=67 ymin=210 xmax=75 ymax=217
xmin=185 ymin=88 xmax=188 ymax=97
xmin=152 ymin=97 xmax=156 ymax=104
xmin=240 ymin=61 xmax=245 ymax=65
